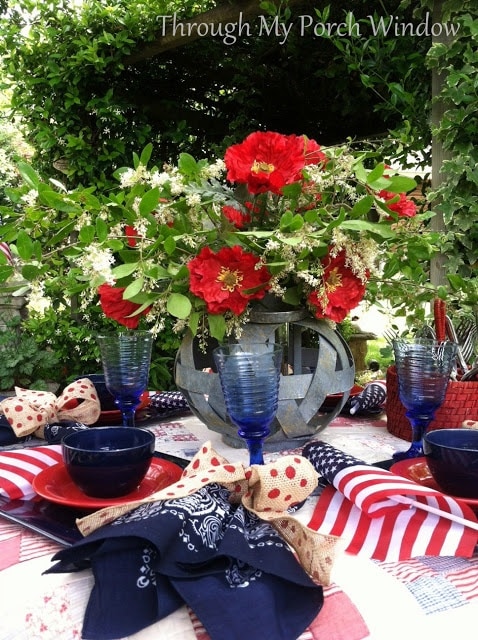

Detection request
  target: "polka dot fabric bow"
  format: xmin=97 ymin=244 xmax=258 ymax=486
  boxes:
xmin=0 ymin=378 xmax=101 ymax=438
xmin=77 ymin=441 xmax=338 ymax=585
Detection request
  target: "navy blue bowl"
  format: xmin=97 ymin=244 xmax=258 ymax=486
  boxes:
xmin=423 ymin=428 xmax=478 ymax=498
xmin=62 ymin=427 xmax=155 ymax=498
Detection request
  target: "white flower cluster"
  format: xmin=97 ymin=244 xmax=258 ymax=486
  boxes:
xmin=119 ymin=164 xmax=150 ymax=188
xmin=20 ymin=189 xmax=39 ymax=208
xmin=74 ymin=242 xmax=115 ymax=285
xmin=201 ymin=159 xmax=226 ymax=180
xmin=27 ymin=281 xmax=51 ymax=316
xmin=330 ymin=229 xmax=379 ymax=281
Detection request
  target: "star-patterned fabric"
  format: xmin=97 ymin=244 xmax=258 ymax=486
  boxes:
xmin=349 ymin=381 xmax=387 ymax=415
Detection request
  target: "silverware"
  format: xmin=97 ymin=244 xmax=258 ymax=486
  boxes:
xmin=416 ymin=324 xmax=436 ymax=340
xmin=445 ymin=315 xmax=469 ymax=372
xmin=383 ymin=327 xmax=400 ymax=345
xmin=455 ymin=316 xmax=477 ymax=364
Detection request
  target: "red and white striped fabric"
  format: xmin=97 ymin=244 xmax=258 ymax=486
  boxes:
xmin=0 ymin=242 xmax=13 ymax=264
xmin=0 ymin=445 xmax=62 ymax=500
xmin=304 ymin=441 xmax=478 ymax=562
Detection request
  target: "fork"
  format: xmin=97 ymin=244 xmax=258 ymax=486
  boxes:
xmin=453 ymin=315 xmax=477 ymax=365
xmin=383 ymin=327 xmax=400 ymax=345
xmin=455 ymin=316 xmax=476 ymax=343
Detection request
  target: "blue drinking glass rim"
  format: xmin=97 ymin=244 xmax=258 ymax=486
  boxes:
xmin=97 ymin=330 xmax=153 ymax=340
xmin=212 ymin=342 xmax=283 ymax=355
xmin=391 ymin=337 xmax=458 ymax=357
xmin=61 ymin=426 xmax=154 ymax=452
xmin=392 ymin=337 xmax=456 ymax=347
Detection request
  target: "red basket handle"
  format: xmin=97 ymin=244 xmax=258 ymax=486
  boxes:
xmin=434 ymin=298 xmax=446 ymax=342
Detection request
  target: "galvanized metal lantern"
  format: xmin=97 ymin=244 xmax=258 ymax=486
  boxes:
xmin=174 ymin=304 xmax=355 ymax=449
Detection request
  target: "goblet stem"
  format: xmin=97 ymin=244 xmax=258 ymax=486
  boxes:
xmin=393 ymin=414 xmax=432 ymax=461
xmin=245 ymin=437 xmax=266 ymax=465
xmin=120 ymin=406 xmax=137 ymax=428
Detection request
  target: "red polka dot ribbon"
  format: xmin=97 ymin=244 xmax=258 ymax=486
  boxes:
xmin=77 ymin=441 xmax=338 ymax=585
xmin=0 ymin=378 xmax=101 ymax=438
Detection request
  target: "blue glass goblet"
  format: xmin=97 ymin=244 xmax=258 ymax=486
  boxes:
xmin=97 ymin=331 xmax=153 ymax=427
xmin=213 ymin=342 xmax=283 ymax=465
xmin=392 ymin=338 xmax=457 ymax=461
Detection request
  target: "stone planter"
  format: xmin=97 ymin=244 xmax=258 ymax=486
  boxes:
xmin=0 ymin=280 xmax=28 ymax=331
xmin=175 ymin=307 xmax=355 ymax=449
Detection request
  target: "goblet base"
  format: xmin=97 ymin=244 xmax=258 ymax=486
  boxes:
xmin=392 ymin=441 xmax=424 ymax=461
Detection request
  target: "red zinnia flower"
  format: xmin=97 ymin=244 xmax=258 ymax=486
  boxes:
xmin=303 ymin=137 xmax=327 ymax=166
xmin=222 ymin=205 xmax=251 ymax=229
xmin=308 ymin=251 xmax=368 ymax=323
xmin=379 ymin=190 xmax=417 ymax=218
xmin=125 ymin=225 xmax=140 ymax=247
xmin=224 ymin=131 xmax=307 ymax=195
xmin=187 ymin=245 xmax=271 ymax=315
xmin=98 ymin=283 xmax=151 ymax=329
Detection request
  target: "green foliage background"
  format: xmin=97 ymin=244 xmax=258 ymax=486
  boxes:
xmin=0 ymin=0 xmax=477 ymax=386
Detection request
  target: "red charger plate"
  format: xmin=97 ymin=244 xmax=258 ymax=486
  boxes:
xmin=390 ymin=457 xmax=478 ymax=511
xmin=32 ymin=457 xmax=183 ymax=509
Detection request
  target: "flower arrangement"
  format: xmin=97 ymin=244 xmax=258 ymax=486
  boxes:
xmin=94 ymin=131 xmax=418 ymax=342
xmin=0 ymin=130 xmax=425 ymax=346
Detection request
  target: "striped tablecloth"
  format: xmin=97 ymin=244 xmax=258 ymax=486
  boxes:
xmin=1 ymin=412 xmax=478 ymax=640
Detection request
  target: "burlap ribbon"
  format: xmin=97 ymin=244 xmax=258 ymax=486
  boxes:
xmin=77 ymin=441 xmax=338 ymax=585
xmin=0 ymin=378 xmax=101 ymax=438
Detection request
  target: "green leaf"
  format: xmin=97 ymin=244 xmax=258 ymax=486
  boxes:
xmin=112 ymin=262 xmax=139 ymax=279
xmin=0 ymin=265 xmax=14 ymax=282
xmin=340 ymin=220 xmax=396 ymax=238
xmin=139 ymin=187 xmax=160 ymax=216
xmin=139 ymin=143 xmax=153 ymax=167
xmin=48 ymin=220 xmax=76 ymax=248
xmin=366 ymin=163 xmax=385 ymax=185
xmin=188 ymin=311 xmax=200 ymax=336
xmin=279 ymin=211 xmax=294 ymax=229
xmin=283 ymin=287 xmax=301 ymax=306
xmin=353 ymin=161 xmax=368 ymax=183
xmin=164 ymin=235 xmax=177 ymax=255
xmin=351 ymin=195 xmax=374 ymax=216
xmin=96 ymin=217 xmax=109 ymax=242
xmin=38 ymin=186 xmax=80 ymax=213
xmin=21 ymin=264 xmax=42 ymax=280
xmin=123 ymin=277 xmax=144 ymax=299
xmin=17 ymin=162 xmax=40 ymax=190
xmin=178 ymin=153 xmax=198 ymax=176
xmin=208 ymin=313 xmax=226 ymax=342
xmin=16 ymin=230 xmax=34 ymax=260
xmin=385 ymin=176 xmax=417 ymax=193
xmin=167 ymin=292 xmax=192 ymax=319
xmin=78 ymin=225 xmax=95 ymax=244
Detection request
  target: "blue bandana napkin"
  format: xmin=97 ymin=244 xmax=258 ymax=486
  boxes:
xmin=0 ymin=415 xmax=88 ymax=447
xmin=47 ymin=482 xmax=324 ymax=640
xmin=45 ymin=443 xmax=337 ymax=639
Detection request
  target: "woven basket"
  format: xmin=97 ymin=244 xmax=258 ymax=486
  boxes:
xmin=386 ymin=365 xmax=478 ymax=441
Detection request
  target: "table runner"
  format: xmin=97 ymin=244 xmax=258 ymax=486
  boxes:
xmin=2 ymin=413 xmax=478 ymax=640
